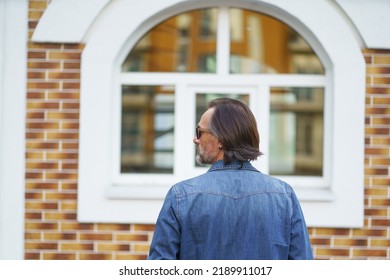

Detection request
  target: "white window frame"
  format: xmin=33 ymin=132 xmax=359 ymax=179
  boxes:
xmin=112 ymin=73 xmax=329 ymax=189
xmin=71 ymin=0 xmax=365 ymax=227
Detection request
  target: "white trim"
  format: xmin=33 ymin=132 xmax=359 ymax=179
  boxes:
xmin=335 ymin=0 xmax=390 ymax=49
xmin=0 ymin=0 xmax=4 ymax=131
xmin=0 ymin=0 xmax=27 ymax=260
xmin=31 ymin=0 xmax=111 ymax=43
xmin=119 ymin=73 xmax=327 ymax=86
xmin=31 ymin=0 xmax=390 ymax=50
xmin=216 ymin=6 xmax=230 ymax=75
xmin=74 ymin=0 xmax=365 ymax=227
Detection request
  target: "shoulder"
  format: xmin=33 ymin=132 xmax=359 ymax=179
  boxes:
xmin=258 ymin=172 xmax=294 ymax=192
xmin=171 ymin=168 xmax=295 ymax=197
xmin=170 ymin=173 xmax=209 ymax=196
xmin=238 ymin=161 xmax=290 ymax=190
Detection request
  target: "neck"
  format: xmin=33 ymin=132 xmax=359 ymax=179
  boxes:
xmin=214 ymin=151 xmax=224 ymax=163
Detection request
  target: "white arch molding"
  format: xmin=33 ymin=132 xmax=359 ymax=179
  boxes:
xmin=32 ymin=0 xmax=366 ymax=227
xmin=32 ymin=0 xmax=390 ymax=49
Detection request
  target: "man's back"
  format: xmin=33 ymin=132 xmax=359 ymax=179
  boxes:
xmin=148 ymin=161 xmax=313 ymax=260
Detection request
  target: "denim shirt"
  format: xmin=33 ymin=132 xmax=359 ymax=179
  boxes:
xmin=148 ymin=160 xmax=313 ymax=260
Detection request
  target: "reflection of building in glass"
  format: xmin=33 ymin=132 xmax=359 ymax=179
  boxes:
xmin=121 ymin=85 xmax=175 ymax=173
xmin=122 ymin=8 xmax=323 ymax=74
xmin=270 ymin=87 xmax=324 ymax=176
xmin=122 ymin=9 xmax=218 ymax=73
xmin=121 ymin=8 xmax=325 ymax=176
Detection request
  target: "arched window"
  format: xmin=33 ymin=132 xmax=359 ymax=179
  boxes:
xmin=76 ymin=1 xmax=364 ymax=227
xmin=117 ymin=7 xmax=327 ymax=182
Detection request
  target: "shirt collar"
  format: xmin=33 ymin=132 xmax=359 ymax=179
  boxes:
xmin=207 ymin=160 xmax=259 ymax=173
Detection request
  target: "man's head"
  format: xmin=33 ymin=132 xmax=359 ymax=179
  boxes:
xmin=194 ymin=106 xmax=224 ymax=165
xmin=194 ymin=98 xmax=262 ymax=164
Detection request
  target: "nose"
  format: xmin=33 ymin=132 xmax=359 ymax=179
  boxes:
xmin=193 ymin=137 xmax=199 ymax=144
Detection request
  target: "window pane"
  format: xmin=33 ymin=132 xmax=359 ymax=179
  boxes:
xmin=195 ymin=93 xmax=250 ymax=167
xmin=230 ymin=8 xmax=324 ymax=74
xmin=122 ymin=9 xmax=218 ymax=73
xmin=269 ymin=87 xmax=324 ymax=176
xmin=121 ymin=85 xmax=175 ymax=173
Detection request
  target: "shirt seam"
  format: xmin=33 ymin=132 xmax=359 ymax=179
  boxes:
xmin=175 ymin=190 xmax=289 ymax=200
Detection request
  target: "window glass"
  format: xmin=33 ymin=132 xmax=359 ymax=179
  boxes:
xmin=122 ymin=9 xmax=218 ymax=73
xmin=229 ymin=8 xmax=324 ymax=74
xmin=269 ymin=87 xmax=324 ymax=176
xmin=121 ymin=85 xmax=175 ymax=173
xmin=120 ymin=7 xmax=326 ymax=177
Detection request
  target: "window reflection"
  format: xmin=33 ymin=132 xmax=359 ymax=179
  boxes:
xmin=122 ymin=7 xmax=324 ymax=75
xmin=229 ymin=8 xmax=324 ymax=74
xmin=270 ymin=87 xmax=324 ymax=175
xmin=122 ymin=9 xmax=218 ymax=73
xmin=120 ymin=7 xmax=326 ymax=177
xmin=121 ymin=85 xmax=175 ymax=173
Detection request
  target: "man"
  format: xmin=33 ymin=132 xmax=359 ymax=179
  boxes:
xmin=148 ymin=98 xmax=313 ymax=260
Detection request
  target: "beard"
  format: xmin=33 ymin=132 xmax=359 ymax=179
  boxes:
xmin=196 ymin=153 xmax=210 ymax=165
xmin=196 ymin=146 xmax=217 ymax=165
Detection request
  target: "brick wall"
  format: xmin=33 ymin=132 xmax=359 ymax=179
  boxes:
xmin=308 ymin=49 xmax=390 ymax=259
xmin=24 ymin=0 xmax=390 ymax=259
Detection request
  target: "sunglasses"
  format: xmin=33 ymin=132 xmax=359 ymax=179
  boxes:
xmin=196 ymin=126 xmax=210 ymax=139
